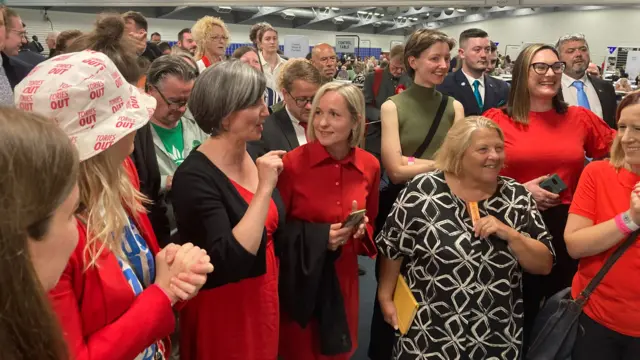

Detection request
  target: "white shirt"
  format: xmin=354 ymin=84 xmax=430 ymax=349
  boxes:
xmin=260 ymin=53 xmax=287 ymax=97
xmin=285 ymin=105 xmax=308 ymax=147
xmin=561 ymin=73 xmax=603 ymax=119
xmin=461 ymin=69 xmax=485 ymax=103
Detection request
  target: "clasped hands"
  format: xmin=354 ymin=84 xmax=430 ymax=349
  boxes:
xmin=328 ymin=200 xmax=368 ymax=251
xmin=154 ymin=243 xmax=214 ymax=305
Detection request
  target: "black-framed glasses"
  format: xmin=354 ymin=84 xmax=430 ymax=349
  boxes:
xmin=285 ymin=90 xmax=314 ymax=108
xmin=530 ymin=62 xmax=566 ymax=75
xmin=150 ymin=84 xmax=188 ymax=110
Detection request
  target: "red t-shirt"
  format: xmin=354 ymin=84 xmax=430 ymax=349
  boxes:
xmin=484 ymin=107 xmax=615 ymax=205
xmin=569 ymin=160 xmax=640 ymax=336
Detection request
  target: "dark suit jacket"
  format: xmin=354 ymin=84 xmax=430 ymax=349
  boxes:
xmin=437 ymin=69 xmax=510 ymax=116
xmin=557 ymin=75 xmax=617 ymax=129
xmin=14 ymin=49 xmax=46 ymax=67
xmin=2 ymin=52 xmax=33 ymax=89
xmin=362 ymin=69 xmax=412 ymax=164
xmin=172 ymin=151 xmax=286 ymax=289
xmin=130 ymin=123 xmax=170 ymax=247
xmin=248 ymin=108 xmax=299 ymax=157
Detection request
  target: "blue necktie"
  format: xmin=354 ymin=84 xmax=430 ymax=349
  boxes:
xmin=572 ymin=80 xmax=591 ymax=110
xmin=472 ymin=80 xmax=483 ymax=110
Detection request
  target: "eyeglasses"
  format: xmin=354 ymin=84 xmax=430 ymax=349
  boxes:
xmin=210 ymin=35 xmax=229 ymax=42
xmin=10 ymin=29 xmax=27 ymax=37
xmin=151 ymin=84 xmax=188 ymax=110
xmin=530 ymin=62 xmax=566 ymax=75
xmin=286 ymin=90 xmax=314 ymax=108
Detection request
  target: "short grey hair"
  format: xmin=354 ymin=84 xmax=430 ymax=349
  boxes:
xmin=146 ymin=55 xmax=197 ymax=90
xmin=47 ymin=31 xmax=60 ymax=40
xmin=555 ymin=33 xmax=589 ymax=52
xmin=189 ymin=60 xmax=266 ymax=136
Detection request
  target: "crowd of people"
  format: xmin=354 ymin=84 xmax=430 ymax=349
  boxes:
xmin=3 ymin=5 xmax=640 ymax=360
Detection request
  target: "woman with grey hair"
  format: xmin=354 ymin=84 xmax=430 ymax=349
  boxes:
xmin=171 ymin=59 xmax=286 ymax=360
xmin=376 ymin=116 xmax=555 ymax=359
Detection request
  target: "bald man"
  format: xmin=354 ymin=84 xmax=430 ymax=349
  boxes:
xmin=311 ymin=43 xmax=338 ymax=82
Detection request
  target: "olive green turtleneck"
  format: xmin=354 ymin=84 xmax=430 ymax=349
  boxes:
xmin=389 ymin=83 xmax=456 ymax=159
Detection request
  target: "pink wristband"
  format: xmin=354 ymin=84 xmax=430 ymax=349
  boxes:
xmin=408 ymin=156 xmax=415 ymax=165
xmin=614 ymin=213 xmax=631 ymax=234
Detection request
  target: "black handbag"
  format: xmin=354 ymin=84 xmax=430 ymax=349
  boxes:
xmin=526 ymin=229 xmax=639 ymax=360
xmin=376 ymin=95 xmax=449 ymax=231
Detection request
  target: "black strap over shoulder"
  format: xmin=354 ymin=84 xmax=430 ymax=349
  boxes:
xmin=412 ymin=94 xmax=449 ymax=159
xmin=578 ymin=229 xmax=639 ymax=303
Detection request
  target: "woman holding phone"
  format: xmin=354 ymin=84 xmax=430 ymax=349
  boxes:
xmin=482 ymin=43 xmax=615 ymax=349
xmin=277 ymin=82 xmax=380 ymax=360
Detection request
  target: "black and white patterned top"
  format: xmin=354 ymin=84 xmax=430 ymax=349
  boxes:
xmin=376 ymin=171 xmax=554 ymax=360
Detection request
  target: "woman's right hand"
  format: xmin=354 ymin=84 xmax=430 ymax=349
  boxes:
xmin=379 ymin=298 xmax=399 ymax=331
xmin=525 ymin=175 xmax=560 ymax=211
xmin=328 ymin=223 xmax=354 ymax=251
xmin=256 ymin=150 xmax=286 ymax=194
xmin=155 ymin=243 xmax=213 ymax=304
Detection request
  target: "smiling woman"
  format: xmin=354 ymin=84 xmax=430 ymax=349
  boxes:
xmin=376 ymin=116 xmax=555 ymax=360
xmin=483 ymin=43 xmax=616 ymax=351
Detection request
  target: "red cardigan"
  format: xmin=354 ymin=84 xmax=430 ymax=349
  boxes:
xmin=48 ymin=157 xmax=175 ymax=360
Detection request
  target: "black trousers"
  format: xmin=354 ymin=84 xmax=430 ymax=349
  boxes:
xmin=367 ymin=255 xmax=396 ymax=360
xmin=522 ymin=204 xmax=577 ymax=353
xmin=572 ymin=313 xmax=640 ymax=360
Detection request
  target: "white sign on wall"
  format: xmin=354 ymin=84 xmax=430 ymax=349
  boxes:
xmin=336 ymin=37 xmax=356 ymax=53
xmin=626 ymin=51 xmax=640 ymax=82
xmin=283 ymin=35 xmax=309 ymax=59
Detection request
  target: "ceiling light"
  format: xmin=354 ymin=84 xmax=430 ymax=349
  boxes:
xmin=457 ymin=8 xmax=467 ymax=12
xmin=367 ymin=12 xmax=373 ymax=15
xmin=281 ymin=11 xmax=295 ymax=20
xmin=357 ymin=11 xmax=368 ymax=15
xmin=410 ymin=17 xmax=418 ymax=21
xmin=373 ymin=22 xmax=382 ymax=27
xmin=215 ymin=6 xmax=232 ymax=13
xmin=448 ymin=7 xmax=455 ymax=10
xmin=331 ymin=7 xmax=340 ymax=11
xmin=333 ymin=16 xmax=344 ymax=24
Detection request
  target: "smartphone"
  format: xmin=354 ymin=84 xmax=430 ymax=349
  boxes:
xmin=540 ymin=174 xmax=567 ymax=194
xmin=343 ymin=209 xmax=367 ymax=228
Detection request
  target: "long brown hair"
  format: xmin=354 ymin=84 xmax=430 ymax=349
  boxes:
xmin=0 ymin=108 xmax=77 ymax=360
xmin=67 ymin=13 xmax=142 ymax=83
xmin=506 ymin=44 xmax=568 ymax=124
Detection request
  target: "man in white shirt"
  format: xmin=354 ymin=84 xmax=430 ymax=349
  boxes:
xmin=437 ymin=28 xmax=509 ymax=116
xmin=556 ymin=33 xmax=617 ymax=128
xmin=250 ymin=59 xmax=323 ymax=155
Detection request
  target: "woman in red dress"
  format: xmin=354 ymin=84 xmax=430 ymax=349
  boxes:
xmin=171 ymin=60 xmax=286 ymax=360
xmin=277 ymin=82 xmax=380 ymax=360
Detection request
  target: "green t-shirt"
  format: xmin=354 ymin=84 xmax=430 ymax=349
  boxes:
xmin=152 ymin=121 xmax=185 ymax=166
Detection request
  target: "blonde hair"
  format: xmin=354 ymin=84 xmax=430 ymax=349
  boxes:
xmin=191 ymin=16 xmax=230 ymax=60
xmin=434 ymin=116 xmax=504 ymax=176
xmin=78 ymin=150 xmax=147 ymax=267
xmin=307 ymin=82 xmax=365 ymax=148
xmin=610 ymin=90 xmax=640 ymax=168
xmin=277 ymin=59 xmax=322 ymax=92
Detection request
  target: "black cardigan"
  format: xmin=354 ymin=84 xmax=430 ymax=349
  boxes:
xmin=171 ymin=150 xmax=286 ymax=289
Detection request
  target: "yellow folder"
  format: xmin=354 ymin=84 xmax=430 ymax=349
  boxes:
xmin=393 ymin=275 xmax=419 ymax=335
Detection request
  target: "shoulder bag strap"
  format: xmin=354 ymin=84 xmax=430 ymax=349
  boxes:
xmin=412 ymin=94 xmax=449 ymax=158
xmin=578 ymin=229 xmax=639 ymax=303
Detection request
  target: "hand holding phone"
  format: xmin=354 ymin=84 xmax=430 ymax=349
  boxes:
xmin=539 ymin=174 xmax=567 ymax=194
xmin=343 ymin=209 xmax=367 ymax=228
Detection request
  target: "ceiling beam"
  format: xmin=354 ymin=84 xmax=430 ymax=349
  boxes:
xmin=237 ymin=6 xmax=289 ymax=24
xmin=156 ymin=6 xmax=188 ymax=19
xmin=295 ymin=7 xmax=374 ymax=29
xmin=379 ymin=6 xmax=515 ymax=33
xmin=343 ymin=6 xmax=435 ymax=31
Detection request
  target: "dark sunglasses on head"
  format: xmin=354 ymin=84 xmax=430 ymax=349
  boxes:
xmin=530 ymin=61 xmax=566 ymax=75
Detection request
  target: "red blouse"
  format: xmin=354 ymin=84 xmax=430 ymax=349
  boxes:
xmin=276 ymin=141 xmax=380 ymax=360
xmin=484 ymin=107 xmax=615 ymax=205
xmin=179 ymin=181 xmax=280 ymax=360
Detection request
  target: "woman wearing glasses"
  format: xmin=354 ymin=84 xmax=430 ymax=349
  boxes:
xmin=191 ymin=16 xmax=230 ymax=73
xmin=483 ymin=43 xmax=615 ymax=351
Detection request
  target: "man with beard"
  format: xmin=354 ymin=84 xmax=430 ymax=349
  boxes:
xmin=311 ymin=43 xmax=338 ymax=83
xmin=556 ymin=33 xmax=617 ymax=128
xmin=438 ymin=28 xmax=509 ymax=116
xmin=177 ymin=28 xmax=197 ymax=55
